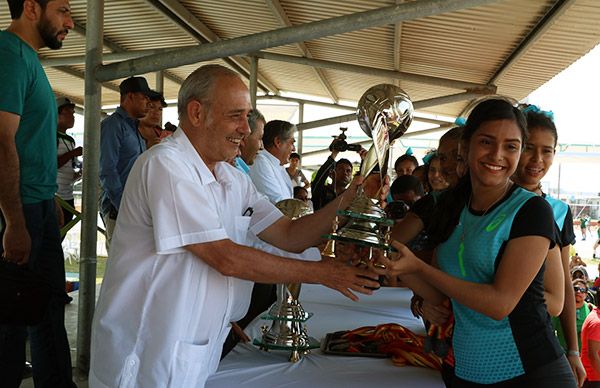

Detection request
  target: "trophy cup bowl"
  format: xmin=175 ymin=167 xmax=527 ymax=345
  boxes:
xmin=322 ymin=84 xmax=413 ymax=264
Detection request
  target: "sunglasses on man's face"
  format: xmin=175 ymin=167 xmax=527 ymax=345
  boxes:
xmin=574 ymin=286 xmax=587 ymax=294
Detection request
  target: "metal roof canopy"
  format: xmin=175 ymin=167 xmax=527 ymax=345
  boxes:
xmin=3 ymin=0 xmax=597 ymax=378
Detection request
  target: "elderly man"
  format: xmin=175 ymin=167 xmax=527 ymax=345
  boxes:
xmin=0 ymin=1 xmax=76 ymax=387
xmin=249 ymin=119 xmax=296 ymax=204
xmin=89 ymin=64 xmax=379 ymax=388
xmin=99 ymin=76 xmax=152 ymax=250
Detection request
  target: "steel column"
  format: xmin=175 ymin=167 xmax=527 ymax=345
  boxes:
xmin=250 ymin=57 xmax=258 ymax=109
xmin=76 ymin=0 xmax=103 ymax=376
xmin=298 ymin=102 xmax=304 ymax=155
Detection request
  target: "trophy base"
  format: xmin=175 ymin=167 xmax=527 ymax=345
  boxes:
xmin=253 ymin=337 xmax=321 ymax=362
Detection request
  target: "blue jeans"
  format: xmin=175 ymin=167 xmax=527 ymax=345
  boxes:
xmin=0 ymin=200 xmax=75 ymax=388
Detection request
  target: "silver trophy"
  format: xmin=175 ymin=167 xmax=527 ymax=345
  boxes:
xmin=322 ymin=84 xmax=413 ymax=263
xmin=254 ymin=199 xmax=320 ymax=362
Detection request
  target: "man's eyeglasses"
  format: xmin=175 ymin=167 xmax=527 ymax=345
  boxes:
xmin=574 ymin=286 xmax=587 ymax=294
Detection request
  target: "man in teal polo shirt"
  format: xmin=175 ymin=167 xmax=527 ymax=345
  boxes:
xmin=0 ymin=1 xmax=76 ymax=387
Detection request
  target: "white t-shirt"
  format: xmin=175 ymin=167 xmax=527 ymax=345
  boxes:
xmin=89 ymin=129 xmax=282 ymax=388
xmin=249 ymin=150 xmax=293 ymax=204
xmin=56 ymin=132 xmax=77 ymax=200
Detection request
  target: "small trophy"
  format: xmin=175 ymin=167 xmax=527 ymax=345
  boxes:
xmin=254 ymin=199 xmax=320 ymax=362
xmin=322 ymin=84 xmax=414 ymax=263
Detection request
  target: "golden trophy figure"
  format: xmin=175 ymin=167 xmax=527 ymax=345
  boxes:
xmin=254 ymin=199 xmax=320 ymax=362
xmin=322 ymin=84 xmax=413 ymax=263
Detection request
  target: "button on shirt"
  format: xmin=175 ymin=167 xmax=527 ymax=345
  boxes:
xmin=249 ymin=150 xmax=293 ymax=204
xmin=89 ymin=128 xmax=282 ymax=388
xmin=99 ymin=106 xmax=146 ymax=215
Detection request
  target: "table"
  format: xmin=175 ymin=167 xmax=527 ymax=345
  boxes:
xmin=207 ymin=285 xmax=444 ymax=387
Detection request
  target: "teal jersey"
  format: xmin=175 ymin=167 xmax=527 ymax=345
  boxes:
xmin=0 ymin=31 xmax=58 ymax=203
xmin=437 ymin=186 xmax=561 ymax=384
xmin=544 ymin=194 xmax=575 ymax=247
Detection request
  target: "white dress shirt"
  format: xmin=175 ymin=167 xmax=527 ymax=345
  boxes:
xmin=89 ymin=129 xmax=282 ymax=388
xmin=249 ymin=150 xmax=293 ymax=204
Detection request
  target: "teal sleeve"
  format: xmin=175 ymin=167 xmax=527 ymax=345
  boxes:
xmin=0 ymin=51 xmax=27 ymax=115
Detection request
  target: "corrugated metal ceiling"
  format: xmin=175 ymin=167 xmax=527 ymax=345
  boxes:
xmin=1 ymin=0 xmax=599 ymax=120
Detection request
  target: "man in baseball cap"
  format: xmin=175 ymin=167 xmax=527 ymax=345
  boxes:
xmin=100 ymin=76 xmax=151 ymax=250
xmin=56 ymin=96 xmax=81 ymax=236
xmin=119 ymin=76 xmax=153 ymax=97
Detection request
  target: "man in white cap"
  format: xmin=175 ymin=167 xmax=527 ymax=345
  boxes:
xmin=55 ymin=96 xmax=81 ymax=233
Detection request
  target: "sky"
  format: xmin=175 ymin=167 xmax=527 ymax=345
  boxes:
xmin=69 ymin=44 xmax=600 ymax=198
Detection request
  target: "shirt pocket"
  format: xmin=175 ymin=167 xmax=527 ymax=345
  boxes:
xmin=167 ymin=339 xmax=210 ymax=388
xmin=231 ymin=216 xmax=251 ymax=245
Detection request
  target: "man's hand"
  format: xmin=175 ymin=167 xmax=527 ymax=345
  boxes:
xmin=73 ymin=146 xmax=83 ymax=157
xmin=317 ymin=259 xmax=379 ymax=301
xmin=567 ymin=354 xmax=586 ymax=387
xmin=2 ymin=223 xmax=31 ymax=265
xmin=357 ymin=147 xmax=367 ymax=160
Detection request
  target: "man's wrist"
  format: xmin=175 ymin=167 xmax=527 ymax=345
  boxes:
xmin=567 ymin=350 xmax=580 ymax=357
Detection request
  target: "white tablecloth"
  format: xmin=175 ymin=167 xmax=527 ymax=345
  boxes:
xmin=207 ymin=285 xmax=444 ymax=387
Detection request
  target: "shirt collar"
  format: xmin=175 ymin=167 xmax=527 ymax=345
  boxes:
xmin=262 ymin=149 xmax=283 ymax=167
xmin=169 ymin=128 xmax=234 ymax=187
xmin=115 ymin=106 xmax=139 ymax=126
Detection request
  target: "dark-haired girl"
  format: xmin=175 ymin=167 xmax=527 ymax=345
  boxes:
xmin=513 ymin=106 xmax=585 ymax=385
xmin=379 ymin=99 xmax=576 ymax=387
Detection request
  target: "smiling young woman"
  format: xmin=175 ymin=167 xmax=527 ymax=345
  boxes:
xmin=378 ymin=99 xmax=577 ymax=387
xmin=513 ymin=106 xmax=584 ymax=385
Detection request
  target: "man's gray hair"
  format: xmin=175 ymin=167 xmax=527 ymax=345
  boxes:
xmin=248 ymin=109 xmax=265 ymax=134
xmin=177 ymin=64 xmax=240 ymax=120
xmin=262 ymin=120 xmax=296 ymax=149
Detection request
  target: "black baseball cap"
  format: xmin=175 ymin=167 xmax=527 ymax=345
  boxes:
xmin=148 ymin=90 xmax=167 ymax=107
xmin=119 ymin=76 xmax=152 ymax=96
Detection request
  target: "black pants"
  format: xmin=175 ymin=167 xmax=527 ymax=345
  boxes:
xmin=451 ymin=355 xmax=576 ymax=387
xmin=0 ymin=200 xmax=76 ymax=388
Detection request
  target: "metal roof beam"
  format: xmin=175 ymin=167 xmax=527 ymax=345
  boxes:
xmin=265 ymin=0 xmax=339 ymax=102
xmin=297 ymin=91 xmax=488 ymax=131
xmin=258 ymin=94 xmax=355 ymax=111
xmin=489 ymin=0 xmax=576 ymax=84
xmin=253 ymin=52 xmax=496 ymax=92
xmin=53 ymin=66 xmax=121 ymax=94
xmin=73 ymin=21 xmax=185 ymax=86
xmin=300 ymin=123 xmax=454 ymax=158
xmin=96 ymin=0 xmax=502 ymax=82
xmin=40 ymin=46 xmax=198 ymax=67
xmin=147 ymin=0 xmax=278 ymax=94
xmin=257 ymin=95 xmax=454 ymax=127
